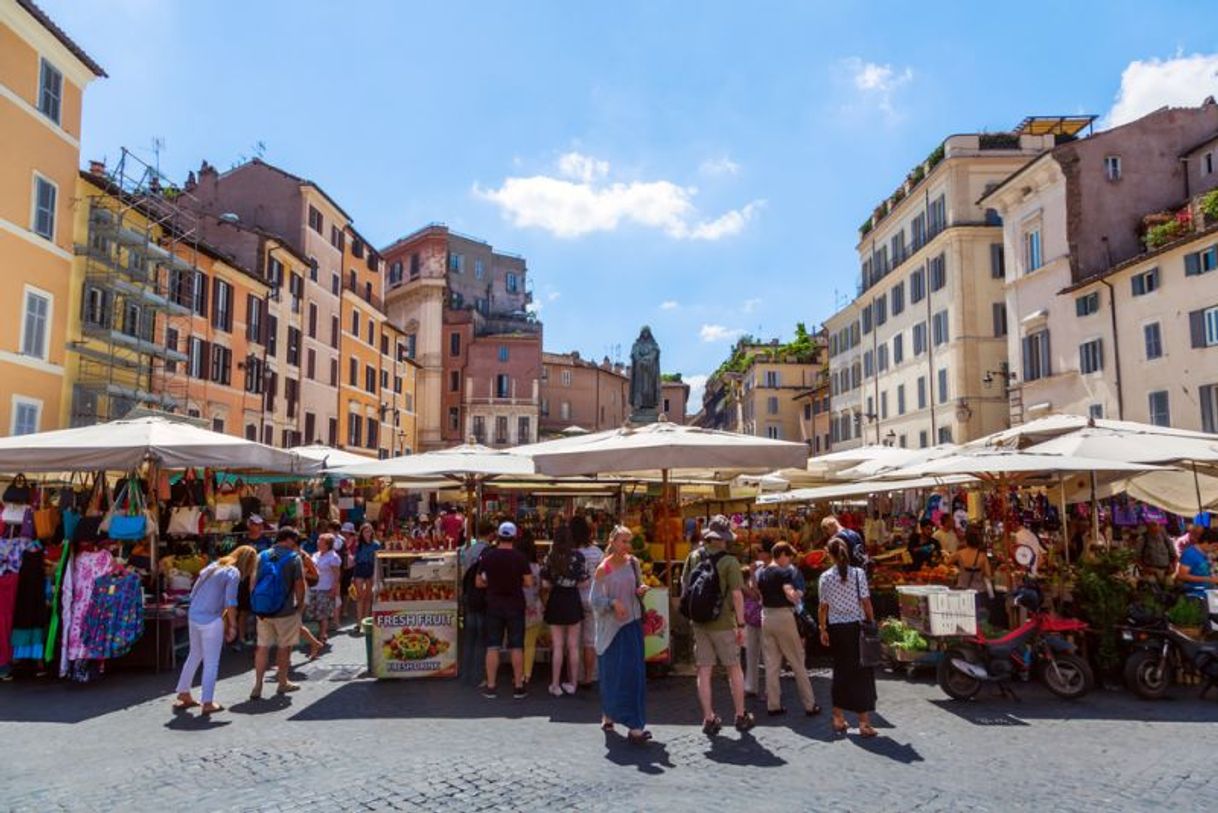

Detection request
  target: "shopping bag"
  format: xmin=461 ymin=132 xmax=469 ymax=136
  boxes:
xmin=62 ymin=507 xmax=81 ymax=541
xmin=168 ymin=506 xmax=204 ymax=536
xmin=365 ymin=501 xmax=383 ymax=521
xmin=34 ymin=505 xmax=60 ymax=539
xmin=1 ymin=503 xmax=26 ymax=525
xmin=106 ymin=476 xmax=148 ymax=541
xmin=214 ymin=502 xmax=242 ymax=522
xmin=2 ymin=474 xmax=32 ymax=504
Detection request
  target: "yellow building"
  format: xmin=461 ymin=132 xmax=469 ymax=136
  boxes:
xmin=0 ymin=0 xmax=104 ymax=434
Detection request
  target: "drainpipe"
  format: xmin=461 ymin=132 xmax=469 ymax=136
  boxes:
xmin=1099 ymin=278 xmax=1124 ymax=419
xmin=925 ymin=185 xmax=937 ymax=441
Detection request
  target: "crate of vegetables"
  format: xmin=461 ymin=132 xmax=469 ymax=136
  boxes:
xmin=896 ymin=585 xmax=977 ymax=636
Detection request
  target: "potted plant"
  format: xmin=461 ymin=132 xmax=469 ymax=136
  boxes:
xmin=1072 ymin=548 xmax=1136 ymax=677
xmin=1166 ymin=595 xmax=1207 ymax=639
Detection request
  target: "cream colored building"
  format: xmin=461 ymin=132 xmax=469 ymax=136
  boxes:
xmin=827 ymin=126 xmax=1061 ymax=449
xmin=984 ymin=102 xmax=1218 ymax=425
xmin=739 ymin=354 xmax=822 ymax=442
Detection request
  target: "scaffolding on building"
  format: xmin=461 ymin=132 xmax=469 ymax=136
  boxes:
xmin=70 ymin=148 xmax=203 ymax=426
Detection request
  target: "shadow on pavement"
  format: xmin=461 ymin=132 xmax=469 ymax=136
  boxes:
xmin=602 ymin=731 xmax=675 ymax=774
xmin=163 ymin=711 xmax=233 ymax=732
xmin=703 ymin=730 xmax=787 ymax=767
xmin=928 ymin=684 xmax=1218 ymax=725
xmin=848 ymin=734 xmax=924 ymax=764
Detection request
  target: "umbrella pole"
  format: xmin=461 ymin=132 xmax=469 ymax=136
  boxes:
xmin=1089 ymin=471 xmax=1099 ymax=558
xmin=663 ymin=468 xmax=673 ymax=588
xmin=1194 ymin=461 xmax=1204 ymax=518
xmin=465 ymin=478 xmax=475 ymax=549
xmin=1059 ymin=475 xmax=1069 ymax=567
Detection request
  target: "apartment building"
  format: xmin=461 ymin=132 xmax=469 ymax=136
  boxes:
xmin=540 ymin=352 xmax=627 ymax=435
xmin=0 ymin=0 xmax=104 ymax=434
xmin=183 ymin=158 xmax=411 ymax=453
xmin=696 ymin=337 xmax=822 ymax=443
xmin=382 ymin=225 xmax=540 ymax=450
xmin=794 ymin=368 xmax=832 ymax=455
xmin=661 ymin=379 xmax=689 ymax=423
xmin=824 ymin=301 xmax=863 ymax=448
xmin=827 ymin=123 xmax=1061 ymax=450
xmin=984 ymin=100 xmax=1218 ymax=427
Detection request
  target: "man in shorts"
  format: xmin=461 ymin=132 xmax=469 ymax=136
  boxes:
xmin=250 ymin=527 xmax=306 ymax=700
xmin=683 ymin=515 xmax=753 ymax=735
xmin=477 ymin=522 xmax=534 ymax=699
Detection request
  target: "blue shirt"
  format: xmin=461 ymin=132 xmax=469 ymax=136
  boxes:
xmin=188 ymin=563 xmax=239 ymax=624
xmin=1179 ymin=545 xmax=1213 ymax=598
xmin=353 ymin=540 xmax=381 ymax=578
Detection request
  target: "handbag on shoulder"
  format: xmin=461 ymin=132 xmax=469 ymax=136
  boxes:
xmin=855 ymin=569 xmax=883 ymax=668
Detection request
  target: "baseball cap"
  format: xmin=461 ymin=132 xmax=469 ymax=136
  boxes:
xmin=248 ymin=514 xmax=265 ymax=526
xmin=498 ymin=521 xmax=518 ymax=539
xmin=340 ymin=522 xmax=357 ymax=533
xmin=702 ymin=514 xmax=735 ymax=542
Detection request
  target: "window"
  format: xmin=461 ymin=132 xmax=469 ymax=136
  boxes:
xmin=765 ymin=370 xmax=780 ymax=387
xmin=1089 ymin=403 xmax=1104 ymax=420
xmin=212 ymin=279 xmax=233 ymax=332
xmin=330 ymin=225 xmax=345 ymax=251
xmin=1148 ymin=390 xmax=1170 ymax=427
xmin=1079 ymin=338 xmax=1103 ymax=374
xmin=1184 ymin=246 xmax=1218 ymax=276
xmin=891 ymin=281 xmax=904 ymax=315
xmin=877 ymin=343 xmax=888 ymax=371
xmin=308 ymin=303 xmax=318 ymax=338
xmin=928 ymin=194 xmax=946 ymax=236
xmin=993 ymin=302 xmax=1008 ymax=337
xmin=1023 ymin=329 xmax=1051 ymax=381
xmin=931 ymin=310 xmax=949 ymax=346
xmin=331 ymin=272 xmax=340 ymax=295
xmin=287 ymin=327 xmax=300 ymax=366
xmin=910 ymin=267 xmax=926 ymax=303
xmin=20 ymin=289 xmax=50 ymax=359
xmin=448 ymin=252 xmax=462 ymax=273
xmin=517 ymin=416 xmax=530 ymax=443
xmin=891 ymin=231 xmax=906 ymax=266
xmin=937 ymin=368 xmax=948 ymax=403
xmin=561 ymin=369 xmax=572 ymax=387
xmin=365 ymin=281 xmax=373 ymax=303
xmin=496 ymin=374 xmax=510 ymax=398
xmin=307 ymin=348 xmax=316 ymax=379
xmin=35 ymin=58 xmax=64 ymax=124
xmin=328 ymin=417 xmax=338 ymax=446
xmin=351 ymin=309 xmax=360 ymax=337
xmin=348 ymin=269 xmax=357 ymax=292
xmin=1206 ymin=153 xmax=1215 ymax=176
xmin=494 ymin=416 xmax=509 ymax=444
xmin=938 ymin=426 xmax=954 ymax=444
xmin=405 ymin=334 xmax=416 ymax=359
xmin=308 ymin=206 xmax=323 ymax=234
xmin=875 ymin=293 xmax=888 ymax=326
xmin=880 ymin=391 xmax=888 ymax=420
xmin=409 ymin=253 xmax=421 ymax=279
xmin=349 ymin=357 xmax=358 ymax=386
xmin=348 ymin=414 xmax=363 ymax=447
xmin=32 ymin=176 xmax=57 ymax=240
xmin=331 ymin=315 xmax=340 ymax=348
xmin=929 ymin=254 xmax=946 ymax=292
xmin=191 ymin=272 xmax=209 ymax=317
xmin=897 ymin=384 xmax=906 ymax=415
xmin=1024 ymin=228 xmax=1043 ymax=272
xmin=210 ymin=344 xmax=232 ymax=385
xmin=767 ymin=396 xmax=779 ymax=415
xmin=861 ymin=304 xmax=873 ymax=334
xmin=1104 ymin=155 xmax=1121 ymax=182
xmin=165 ymin=327 xmax=179 ymax=374
xmin=389 ymin=261 xmax=403 ymax=285
xmin=188 ymin=337 xmax=206 ymax=378
xmin=1201 ymin=384 xmax=1218 ymax=433
xmin=11 ymin=398 xmax=40 ymax=436
xmin=1076 ymin=291 xmax=1100 ymax=317
xmin=288 ymin=272 xmax=303 ymax=313
xmin=919 ymin=430 xmax=928 ymax=448
xmin=365 ymin=364 xmax=376 ymax=393
xmin=1131 ymin=268 xmax=1159 ymax=296
xmin=381 ymin=369 xmax=388 ymax=389
xmin=366 ymin=418 xmax=378 ymax=450
xmin=507 ymin=273 xmax=519 ymax=293
xmin=911 ymin=213 xmax=926 ymax=250
xmin=990 ymin=244 xmax=1005 ymax=279
xmin=244 ymin=357 xmax=264 ymax=394
xmin=247 ymin=295 xmax=264 ymax=344
xmin=560 ymin=401 xmax=571 ymax=421
xmin=766 ymin=426 xmax=781 ymax=440
xmin=912 ymin=322 xmax=927 ymax=356
xmin=330 ymin=358 xmax=338 ymax=386
xmin=892 ymin=333 xmax=904 ymax=364
xmin=863 ymin=350 xmax=873 ymax=378
xmin=450 ymin=332 xmax=461 ymax=357
xmin=1144 ymin=323 xmax=1163 ymax=360
xmin=498 ymin=345 xmax=509 ymax=363
xmin=475 ymin=259 xmax=485 ymax=279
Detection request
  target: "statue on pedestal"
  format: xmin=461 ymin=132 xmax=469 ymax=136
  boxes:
xmin=629 ymin=326 xmax=661 ymax=424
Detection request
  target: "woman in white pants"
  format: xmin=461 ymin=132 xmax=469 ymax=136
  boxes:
xmin=174 ymin=547 xmax=245 ymax=714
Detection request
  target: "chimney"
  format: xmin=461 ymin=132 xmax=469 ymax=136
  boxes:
xmin=88 ymin=160 xmax=106 ymax=176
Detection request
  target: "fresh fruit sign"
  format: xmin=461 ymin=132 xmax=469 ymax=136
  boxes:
xmin=371 ymin=604 xmax=458 ymax=678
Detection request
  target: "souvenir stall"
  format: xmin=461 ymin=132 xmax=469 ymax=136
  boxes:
xmin=0 ymin=416 xmax=318 ymax=681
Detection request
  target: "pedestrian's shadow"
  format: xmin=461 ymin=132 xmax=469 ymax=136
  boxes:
xmin=704 ymin=730 xmax=787 ymax=767
xmin=602 ymin=732 xmax=675 ymax=775
xmin=848 ymin=733 xmax=923 ymax=764
xmin=163 ymin=711 xmax=232 ymax=731
xmin=227 ymin=695 xmax=293 ymax=715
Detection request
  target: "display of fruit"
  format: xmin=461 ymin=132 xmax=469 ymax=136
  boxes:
xmin=383 ymin=627 xmax=450 ymax=661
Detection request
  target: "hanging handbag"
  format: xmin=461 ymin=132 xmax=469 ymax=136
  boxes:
xmin=34 ymin=502 xmax=59 ymax=540
xmin=1 ymin=502 xmax=26 ymax=525
xmin=365 ymin=500 xmax=384 ymax=521
xmin=855 ymin=570 xmax=882 ymax=668
xmin=239 ymin=478 xmax=263 ymax=519
xmin=3 ymin=473 xmax=32 ymax=505
xmin=168 ymin=506 xmax=204 ymax=536
xmin=106 ymin=476 xmax=149 ymax=541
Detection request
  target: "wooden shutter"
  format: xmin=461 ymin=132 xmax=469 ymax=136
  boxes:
xmin=1022 ymin=336 xmax=1032 ymax=379
xmin=1201 ymin=385 xmax=1216 ymax=434
xmin=1190 ymin=309 xmax=1207 ymax=348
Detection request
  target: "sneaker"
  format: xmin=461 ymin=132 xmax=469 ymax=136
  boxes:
xmin=548 ymin=684 xmax=564 ymax=697
xmin=513 ymin=685 xmax=528 ymax=700
xmin=482 ymin=686 xmax=498 ymax=699
xmin=561 ymin=682 xmax=577 ymax=695
xmin=701 ymin=716 xmax=723 ymax=736
xmin=735 ymin=712 xmax=756 ymax=732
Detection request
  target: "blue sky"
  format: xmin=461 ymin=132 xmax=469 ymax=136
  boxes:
xmin=43 ymin=0 xmax=1218 ymax=410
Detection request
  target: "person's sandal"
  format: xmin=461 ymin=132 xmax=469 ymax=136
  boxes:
xmin=701 ymin=716 xmax=723 ymax=736
xmin=276 ymin=682 xmax=301 ymax=695
xmin=832 ymin=719 xmax=848 ymax=735
xmin=806 ymin=705 xmax=823 ymax=716
xmin=734 ymin=711 xmax=756 ymax=732
xmin=172 ymin=698 xmax=199 ymax=710
xmin=201 ymin=703 xmax=225 ymax=715
xmin=627 ymin=730 xmax=653 ymax=746
xmin=859 ymin=724 xmax=878 ymax=738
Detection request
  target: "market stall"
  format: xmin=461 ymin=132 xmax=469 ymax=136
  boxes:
xmin=370 ymin=550 xmax=459 ymax=679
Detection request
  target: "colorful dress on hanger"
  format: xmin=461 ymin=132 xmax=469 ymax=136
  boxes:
xmin=81 ymin=571 xmax=143 ymax=660
xmin=10 ymin=544 xmax=48 ymax=662
xmin=0 ymin=537 xmax=30 ymax=669
xmin=60 ymin=548 xmax=114 ymax=670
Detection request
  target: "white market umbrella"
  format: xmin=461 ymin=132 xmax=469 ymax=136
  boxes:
xmin=758 ymin=474 xmax=977 ymax=505
xmin=837 ymin=444 xmax=959 ymax=479
xmin=964 ymin=414 xmax=1218 ymax=450
xmin=876 ymin=449 xmax=1164 ymax=479
xmin=290 ymin=443 xmax=378 ymax=471
xmin=0 ymin=415 xmax=318 ymax=474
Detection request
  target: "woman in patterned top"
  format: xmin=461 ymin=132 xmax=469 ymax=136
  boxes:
xmin=817 ymin=538 xmax=878 ymax=737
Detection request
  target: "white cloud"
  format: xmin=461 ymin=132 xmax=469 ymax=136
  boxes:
xmin=660 ymin=300 xmax=680 ymax=310
xmin=557 ymin=152 xmax=609 ymax=183
xmin=700 ymin=324 xmax=744 ymax=343
xmin=684 ymin=374 xmax=709 ymax=411
xmin=842 ymin=57 xmax=914 ymax=120
xmin=742 ymin=297 xmax=762 ymax=314
xmin=547 ymin=291 xmax=561 ymax=302
xmin=1106 ymin=53 xmax=1218 ymax=127
xmin=475 ymin=154 xmax=764 ymax=241
xmin=699 ymin=156 xmax=740 ymax=176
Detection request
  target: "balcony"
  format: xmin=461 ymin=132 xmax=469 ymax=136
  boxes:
xmin=472 ymin=310 xmax=541 ymax=338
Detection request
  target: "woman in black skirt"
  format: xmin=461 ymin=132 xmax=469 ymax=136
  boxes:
xmin=817 ymin=538 xmax=878 ymax=737
xmin=542 ymin=523 xmax=587 ymax=697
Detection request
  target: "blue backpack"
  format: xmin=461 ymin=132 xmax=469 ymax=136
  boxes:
xmin=251 ymin=548 xmax=297 ymax=617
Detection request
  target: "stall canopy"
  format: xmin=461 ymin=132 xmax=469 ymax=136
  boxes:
xmin=0 ymin=416 xmax=319 ymax=474
xmin=1024 ymin=428 xmax=1218 ymax=465
xmin=335 ymin=442 xmax=536 ymax=482
xmin=511 ymin=418 xmax=809 ymax=478
xmin=757 ymin=474 xmax=977 ymax=505
xmin=963 ymin=415 xmax=1218 ymax=450
xmin=289 ymin=443 xmax=377 ymax=471
xmin=872 ymin=448 xmax=1165 ymax=479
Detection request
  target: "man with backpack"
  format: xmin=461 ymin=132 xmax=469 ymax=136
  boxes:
xmin=460 ymin=518 xmax=495 ymax=687
xmin=821 ymin=516 xmax=868 ymax=570
xmin=249 ymin=527 xmax=307 ymax=700
xmin=680 ymin=515 xmax=753 ymax=735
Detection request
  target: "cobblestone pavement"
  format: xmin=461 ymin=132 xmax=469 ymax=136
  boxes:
xmin=4 ymin=629 xmax=1218 ymax=812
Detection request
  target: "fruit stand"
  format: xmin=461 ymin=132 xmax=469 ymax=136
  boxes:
xmin=370 ymin=550 xmax=459 ymax=679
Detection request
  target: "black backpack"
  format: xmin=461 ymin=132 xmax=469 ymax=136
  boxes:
xmin=679 ymin=549 xmax=728 ymax=623
xmin=462 ymin=548 xmax=488 ymax=613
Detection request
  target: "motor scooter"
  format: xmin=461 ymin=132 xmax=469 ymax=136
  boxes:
xmin=1122 ymin=596 xmax=1218 ymax=700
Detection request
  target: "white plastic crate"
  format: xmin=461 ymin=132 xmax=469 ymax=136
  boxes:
xmin=897 ymin=585 xmax=977 ymax=636
xmin=1207 ymin=589 xmax=1218 ymax=616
